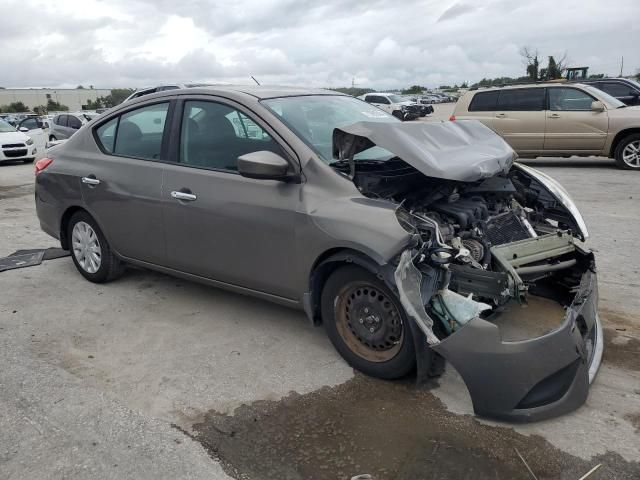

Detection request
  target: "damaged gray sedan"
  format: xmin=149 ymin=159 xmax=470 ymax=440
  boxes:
xmin=35 ymin=86 xmax=602 ymax=422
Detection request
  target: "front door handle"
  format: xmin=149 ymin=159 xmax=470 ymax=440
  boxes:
xmin=495 ymin=113 xmax=506 ymax=118
xmin=171 ymin=190 xmax=197 ymax=202
xmin=81 ymin=175 xmax=100 ymax=186
xmin=549 ymin=113 xmax=561 ymax=118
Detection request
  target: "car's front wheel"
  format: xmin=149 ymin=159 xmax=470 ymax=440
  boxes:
xmin=49 ymin=135 xmax=57 ymax=141
xmin=614 ymin=133 xmax=640 ymax=170
xmin=68 ymin=211 xmax=124 ymax=283
xmin=321 ymin=265 xmax=416 ymax=379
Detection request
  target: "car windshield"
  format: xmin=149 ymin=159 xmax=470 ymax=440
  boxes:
xmin=262 ymin=95 xmax=399 ymax=163
xmin=584 ymin=85 xmax=626 ymax=108
xmin=0 ymin=119 xmax=16 ymax=133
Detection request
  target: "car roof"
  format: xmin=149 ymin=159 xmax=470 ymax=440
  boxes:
xmin=469 ymin=82 xmax=589 ymax=93
xmin=124 ymin=85 xmax=348 ymax=106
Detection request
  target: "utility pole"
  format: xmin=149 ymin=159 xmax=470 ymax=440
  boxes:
xmin=620 ymin=56 xmax=624 ymax=77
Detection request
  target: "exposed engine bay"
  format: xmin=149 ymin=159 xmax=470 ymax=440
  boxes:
xmin=333 ymin=157 xmax=593 ymax=333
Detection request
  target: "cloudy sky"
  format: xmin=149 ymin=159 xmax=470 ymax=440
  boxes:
xmin=2 ymin=0 xmax=638 ymax=89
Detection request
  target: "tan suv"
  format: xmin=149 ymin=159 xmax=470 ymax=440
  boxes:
xmin=452 ymin=83 xmax=640 ymax=170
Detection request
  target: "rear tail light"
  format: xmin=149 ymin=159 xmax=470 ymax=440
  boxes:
xmin=449 ymin=114 xmax=456 ymax=121
xmin=35 ymin=157 xmax=53 ymax=175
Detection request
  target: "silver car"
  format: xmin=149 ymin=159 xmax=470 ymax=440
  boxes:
xmin=35 ymin=86 xmax=602 ymax=422
xmin=49 ymin=113 xmax=95 ymax=141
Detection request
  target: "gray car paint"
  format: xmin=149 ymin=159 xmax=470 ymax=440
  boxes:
xmin=35 ymin=86 xmax=601 ymax=422
xmin=333 ymin=120 xmax=515 ymax=182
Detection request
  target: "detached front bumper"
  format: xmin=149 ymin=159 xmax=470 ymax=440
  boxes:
xmin=432 ymin=268 xmax=602 ymax=422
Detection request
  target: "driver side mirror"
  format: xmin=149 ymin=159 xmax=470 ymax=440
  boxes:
xmin=238 ymin=151 xmax=292 ymax=181
xmin=591 ymin=100 xmax=605 ymax=112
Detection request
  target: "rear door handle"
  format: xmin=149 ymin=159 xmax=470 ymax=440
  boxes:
xmin=549 ymin=113 xmax=561 ymax=118
xmin=81 ymin=176 xmax=100 ymax=186
xmin=495 ymin=113 xmax=506 ymax=118
xmin=171 ymin=190 xmax=197 ymax=202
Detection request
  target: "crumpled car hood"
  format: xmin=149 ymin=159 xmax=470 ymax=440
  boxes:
xmin=332 ymin=120 xmax=515 ymax=182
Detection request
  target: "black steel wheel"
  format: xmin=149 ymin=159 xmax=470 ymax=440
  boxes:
xmin=321 ymin=265 xmax=416 ymax=379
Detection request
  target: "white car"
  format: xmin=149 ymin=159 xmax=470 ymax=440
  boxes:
xmin=357 ymin=93 xmax=421 ymax=120
xmin=0 ymin=118 xmax=38 ymax=163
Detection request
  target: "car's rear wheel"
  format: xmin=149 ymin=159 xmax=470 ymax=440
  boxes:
xmin=49 ymin=135 xmax=57 ymax=141
xmin=321 ymin=265 xmax=416 ymax=379
xmin=614 ymin=133 xmax=640 ymax=170
xmin=68 ymin=211 xmax=124 ymax=283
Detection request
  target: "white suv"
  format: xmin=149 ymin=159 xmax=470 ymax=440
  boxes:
xmin=358 ymin=93 xmax=420 ymax=120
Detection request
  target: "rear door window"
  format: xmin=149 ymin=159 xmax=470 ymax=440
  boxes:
xmin=497 ymin=88 xmax=545 ymax=111
xmin=468 ymin=91 xmax=500 ymax=111
xmin=113 ymin=103 xmax=169 ymax=160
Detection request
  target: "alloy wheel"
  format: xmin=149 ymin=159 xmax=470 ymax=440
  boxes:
xmin=72 ymin=221 xmax=102 ymax=274
xmin=622 ymin=140 xmax=640 ymax=168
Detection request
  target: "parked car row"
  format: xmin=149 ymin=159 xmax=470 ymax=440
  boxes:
xmin=419 ymin=93 xmax=457 ymax=103
xmin=357 ymin=93 xmax=423 ymax=120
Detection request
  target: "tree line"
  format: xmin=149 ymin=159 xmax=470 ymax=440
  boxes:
xmin=0 ymin=88 xmax=135 ymax=114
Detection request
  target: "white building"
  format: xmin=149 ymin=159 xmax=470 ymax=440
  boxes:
xmin=0 ymin=88 xmax=112 ymax=112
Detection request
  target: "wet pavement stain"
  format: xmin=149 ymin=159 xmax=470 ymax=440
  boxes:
xmin=625 ymin=413 xmax=640 ymax=434
xmin=188 ymin=375 xmax=639 ymax=480
xmin=603 ymin=329 xmax=640 ymax=372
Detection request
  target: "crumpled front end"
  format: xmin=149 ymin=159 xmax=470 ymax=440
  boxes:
xmin=331 ymin=123 xmax=603 ymax=422
xmin=394 ymin=235 xmax=602 ymax=422
xmin=391 ymin=199 xmax=602 ymax=421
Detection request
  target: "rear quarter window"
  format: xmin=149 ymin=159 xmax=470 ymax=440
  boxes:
xmin=468 ymin=91 xmax=499 ymax=111
xmin=95 ymin=117 xmax=118 ymax=153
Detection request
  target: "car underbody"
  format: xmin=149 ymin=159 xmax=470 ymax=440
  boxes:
xmin=332 ymin=120 xmax=603 ymax=422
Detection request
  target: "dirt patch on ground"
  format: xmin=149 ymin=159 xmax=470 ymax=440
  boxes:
xmin=0 ymin=184 xmax=33 ymax=200
xmin=599 ymin=310 xmax=640 ymax=372
xmin=603 ymin=329 xmax=640 ymax=372
xmin=188 ymin=375 xmax=639 ymax=480
xmin=624 ymin=413 xmax=640 ymax=434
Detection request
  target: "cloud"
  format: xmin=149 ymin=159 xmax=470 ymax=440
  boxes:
xmin=437 ymin=3 xmax=476 ymax=23
xmin=0 ymin=0 xmax=638 ymax=89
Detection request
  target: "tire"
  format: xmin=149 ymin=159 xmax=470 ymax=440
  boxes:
xmin=614 ymin=133 xmax=640 ymax=170
xmin=391 ymin=110 xmax=404 ymax=121
xmin=67 ymin=211 xmax=124 ymax=283
xmin=321 ymin=265 xmax=416 ymax=379
xmin=23 ymin=158 xmax=35 ymax=164
xmin=49 ymin=135 xmax=57 ymax=141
